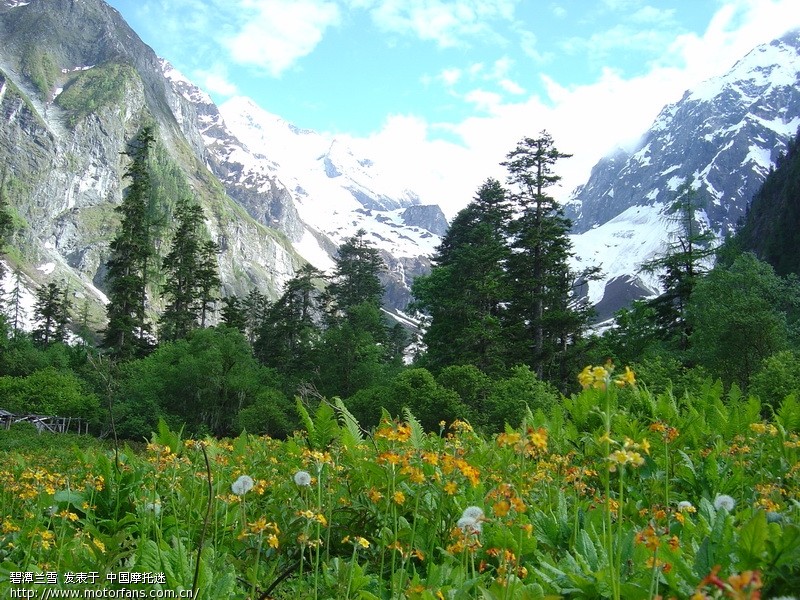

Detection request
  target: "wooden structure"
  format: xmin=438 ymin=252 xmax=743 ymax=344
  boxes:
xmin=0 ymin=408 xmax=88 ymax=434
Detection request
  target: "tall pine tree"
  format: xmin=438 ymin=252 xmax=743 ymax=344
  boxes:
xmin=642 ymin=181 xmax=715 ymax=351
xmin=255 ymin=263 xmax=325 ymax=380
xmin=103 ymin=126 xmax=157 ymax=359
xmin=502 ymin=132 xmax=586 ymax=379
xmin=32 ymin=281 xmax=71 ymax=346
xmin=0 ymin=170 xmax=14 ymax=299
xmin=320 ymin=231 xmax=394 ymax=397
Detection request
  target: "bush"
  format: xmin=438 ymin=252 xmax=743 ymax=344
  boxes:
xmin=750 ymin=351 xmax=800 ymax=411
xmin=0 ymin=367 xmax=101 ymax=423
xmin=485 ymin=365 xmax=559 ymax=431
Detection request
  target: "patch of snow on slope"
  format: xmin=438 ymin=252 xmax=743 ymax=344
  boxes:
xmin=744 ymin=144 xmax=773 ymax=172
xmin=569 ymin=203 xmax=670 ymax=305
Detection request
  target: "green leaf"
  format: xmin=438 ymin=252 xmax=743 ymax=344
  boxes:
xmin=334 ymin=397 xmax=364 ymax=447
xmin=404 ymin=407 xmax=426 ymax=450
xmin=737 ymin=510 xmax=768 ymax=569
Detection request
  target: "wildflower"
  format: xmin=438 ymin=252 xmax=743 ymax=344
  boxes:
xmin=713 ymin=494 xmax=736 ymax=512
xmin=615 ymin=365 xmax=636 ymax=387
xmin=444 ymin=481 xmax=458 ymax=495
xmin=677 ymin=501 xmax=695 ymax=512
xmin=294 ymin=470 xmax=312 ymax=487
xmin=144 ymin=502 xmax=162 ymax=516
xmin=462 ymin=506 xmax=485 ymax=521
xmin=393 ymin=491 xmax=406 ymax=505
xmin=457 ymin=516 xmax=482 ymax=535
xmin=232 ymin=475 xmax=255 ymax=496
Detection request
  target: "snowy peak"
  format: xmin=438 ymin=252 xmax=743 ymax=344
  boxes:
xmin=568 ymin=28 xmax=800 ymax=235
xmin=687 ymin=29 xmax=800 ymax=104
xmin=567 ymin=28 xmax=800 ymax=317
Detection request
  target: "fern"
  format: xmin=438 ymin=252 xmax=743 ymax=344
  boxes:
xmin=333 ymin=397 xmax=364 ymax=447
xmin=311 ymin=401 xmax=338 ymax=450
xmin=296 ymin=396 xmax=315 ymax=441
xmin=403 ymin=407 xmax=426 ymax=450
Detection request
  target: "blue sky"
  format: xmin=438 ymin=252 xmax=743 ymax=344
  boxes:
xmin=106 ymin=0 xmax=800 ymax=214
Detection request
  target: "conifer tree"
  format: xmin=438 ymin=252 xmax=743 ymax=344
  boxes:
xmin=103 ymin=126 xmax=157 ymax=359
xmin=320 ymin=231 xmax=393 ymax=396
xmin=159 ymin=197 xmax=220 ymax=341
xmin=7 ymin=268 xmax=26 ymax=338
xmin=412 ymin=178 xmax=512 ymax=374
xmin=255 ymin=263 xmax=325 ymax=378
xmin=221 ymin=295 xmax=247 ymax=334
xmin=243 ymin=289 xmax=270 ymax=346
xmin=196 ymin=239 xmax=221 ymax=327
xmin=327 ymin=229 xmax=384 ymax=320
xmin=33 ymin=281 xmax=70 ymax=346
xmin=502 ymin=132 xmax=584 ymax=379
xmin=0 ymin=171 xmax=14 ymax=311
xmin=642 ymin=181 xmax=715 ymax=351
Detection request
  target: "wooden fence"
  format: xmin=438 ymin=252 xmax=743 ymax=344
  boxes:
xmin=0 ymin=409 xmax=88 ymax=434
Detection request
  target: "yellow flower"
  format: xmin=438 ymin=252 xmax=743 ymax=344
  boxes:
xmin=393 ymin=491 xmax=406 ymax=505
xmin=356 ymin=536 xmax=370 ymax=549
xmin=614 ymin=366 xmax=636 ymax=387
xmin=444 ymin=481 xmax=458 ymax=495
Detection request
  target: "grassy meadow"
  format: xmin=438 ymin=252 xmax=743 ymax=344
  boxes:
xmin=1 ymin=364 xmax=799 ymax=599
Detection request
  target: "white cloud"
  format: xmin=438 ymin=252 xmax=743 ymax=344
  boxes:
xmin=363 ymin=0 xmax=517 ymax=47
xmin=224 ymin=0 xmax=341 ymax=76
xmin=345 ymin=0 xmax=800 ymax=219
xmin=498 ymin=78 xmax=525 ymax=94
xmin=440 ymin=68 xmax=463 ymax=86
xmin=193 ymin=64 xmax=238 ymax=96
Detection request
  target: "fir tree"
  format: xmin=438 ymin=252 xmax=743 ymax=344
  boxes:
xmin=221 ymin=295 xmax=247 ymax=334
xmin=7 ymin=268 xmax=26 ymax=338
xmin=642 ymin=181 xmax=715 ymax=351
xmin=196 ymin=239 xmax=221 ymax=327
xmin=412 ymin=178 xmax=512 ymax=374
xmin=327 ymin=229 xmax=384 ymax=320
xmin=320 ymin=232 xmax=393 ymax=396
xmin=502 ymin=132 xmax=584 ymax=379
xmin=159 ymin=197 xmax=219 ymax=341
xmin=255 ymin=264 xmax=325 ymax=378
xmin=103 ymin=126 xmax=157 ymax=359
xmin=0 ymin=171 xmax=15 ymax=311
xmin=33 ymin=281 xmax=70 ymax=346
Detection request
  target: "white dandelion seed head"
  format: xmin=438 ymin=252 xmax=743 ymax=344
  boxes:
xmin=457 ymin=516 xmax=482 ymax=535
xmin=294 ymin=470 xmax=312 ymax=487
xmin=677 ymin=501 xmax=694 ymax=511
xmin=461 ymin=506 xmax=485 ymax=521
xmin=713 ymin=494 xmax=736 ymax=512
xmin=232 ymin=474 xmax=255 ymax=496
xmin=145 ymin=501 xmax=162 ymax=516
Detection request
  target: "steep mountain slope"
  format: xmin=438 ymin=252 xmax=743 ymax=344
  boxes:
xmin=215 ymin=97 xmax=446 ymax=308
xmin=734 ymin=128 xmax=800 ymax=276
xmin=0 ymin=0 xmax=445 ymax=333
xmin=567 ymin=28 xmax=800 ymax=316
xmin=0 ymin=0 xmax=307 ymax=328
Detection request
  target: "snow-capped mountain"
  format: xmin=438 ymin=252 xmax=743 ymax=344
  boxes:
xmin=161 ymin=62 xmax=448 ymax=309
xmin=568 ymin=28 xmax=800 ymax=318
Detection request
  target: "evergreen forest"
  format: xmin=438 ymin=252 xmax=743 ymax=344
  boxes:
xmin=0 ymin=127 xmax=799 ymax=440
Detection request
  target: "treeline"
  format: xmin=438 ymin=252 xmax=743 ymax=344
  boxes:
xmin=1 ymin=127 xmax=799 ymax=442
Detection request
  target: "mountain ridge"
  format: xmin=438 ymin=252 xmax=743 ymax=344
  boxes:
xmin=567 ymin=27 xmax=800 ymax=318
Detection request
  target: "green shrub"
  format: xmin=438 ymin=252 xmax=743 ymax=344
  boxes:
xmin=750 ymin=351 xmax=800 ymax=411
